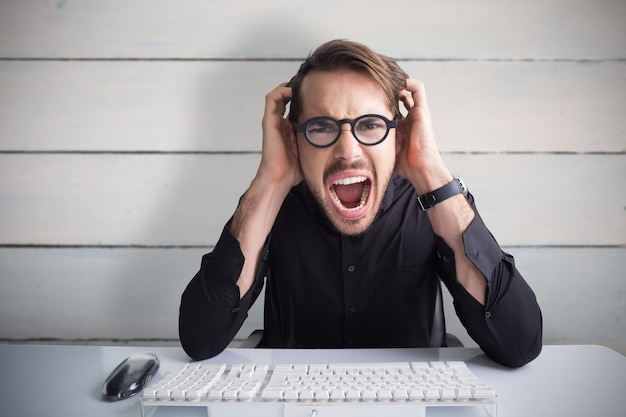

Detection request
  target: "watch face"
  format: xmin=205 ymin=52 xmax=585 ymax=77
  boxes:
xmin=456 ymin=177 xmax=468 ymax=195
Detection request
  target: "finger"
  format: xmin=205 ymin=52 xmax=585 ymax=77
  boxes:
xmin=405 ymin=79 xmax=429 ymax=110
xmin=399 ymin=89 xmax=414 ymax=111
xmin=264 ymin=83 xmax=293 ymax=118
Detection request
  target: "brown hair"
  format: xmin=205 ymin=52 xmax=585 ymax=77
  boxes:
xmin=287 ymin=39 xmax=408 ymax=124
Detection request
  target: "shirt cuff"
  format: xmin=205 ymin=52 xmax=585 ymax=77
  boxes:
xmin=203 ymin=223 xmax=246 ymax=285
xmin=461 ymin=211 xmax=503 ymax=283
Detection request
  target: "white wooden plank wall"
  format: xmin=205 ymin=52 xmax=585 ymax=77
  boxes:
xmin=0 ymin=0 xmax=624 ymax=354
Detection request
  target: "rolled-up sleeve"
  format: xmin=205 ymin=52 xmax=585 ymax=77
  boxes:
xmin=437 ymin=209 xmax=543 ymax=368
xmin=179 ymin=225 xmax=266 ymax=360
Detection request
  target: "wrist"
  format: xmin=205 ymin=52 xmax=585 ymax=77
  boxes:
xmin=407 ymin=163 xmax=453 ymax=196
xmin=249 ymin=173 xmax=293 ymax=208
xmin=254 ymin=165 xmax=297 ymax=198
xmin=417 ymin=176 xmax=468 ymax=211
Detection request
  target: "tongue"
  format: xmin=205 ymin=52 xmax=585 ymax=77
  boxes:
xmin=334 ymin=183 xmax=364 ymax=208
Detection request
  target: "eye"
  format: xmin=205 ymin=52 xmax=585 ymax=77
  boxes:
xmin=308 ymin=119 xmax=338 ymax=134
xmin=356 ymin=117 xmax=385 ymax=131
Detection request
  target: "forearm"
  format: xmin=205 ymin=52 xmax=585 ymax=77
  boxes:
xmin=436 ymin=214 xmax=543 ymax=367
xmin=427 ymin=193 xmax=486 ymax=305
xmin=230 ymin=81 xmax=300 ymax=297
xmin=178 ymin=227 xmax=268 ymax=360
xmin=230 ymin=174 xmax=292 ymax=297
xmin=178 ymin=265 xmax=241 ymax=360
xmin=442 ymin=249 xmax=543 ymax=367
xmin=407 ymin=167 xmax=486 ymax=305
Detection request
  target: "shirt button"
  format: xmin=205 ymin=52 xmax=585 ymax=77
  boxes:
xmin=442 ymin=255 xmax=451 ymax=264
xmin=485 ymin=311 xmax=492 ymax=319
xmin=349 ymin=305 xmax=358 ymax=313
xmin=347 ymin=265 xmax=356 ymax=272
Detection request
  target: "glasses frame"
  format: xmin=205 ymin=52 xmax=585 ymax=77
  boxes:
xmin=294 ymin=114 xmax=398 ymax=148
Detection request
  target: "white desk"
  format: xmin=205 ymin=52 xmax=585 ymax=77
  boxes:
xmin=0 ymin=344 xmax=624 ymax=417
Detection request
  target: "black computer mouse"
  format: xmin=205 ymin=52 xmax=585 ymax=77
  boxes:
xmin=101 ymin=352 xmax=160 ymax=401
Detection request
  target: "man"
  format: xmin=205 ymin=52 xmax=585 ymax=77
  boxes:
xmin=179 ymin=39 xmax=542 ymax=367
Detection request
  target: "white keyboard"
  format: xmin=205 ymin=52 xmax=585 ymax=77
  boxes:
xmin=141 ymin=361 xmax=497 ymax=417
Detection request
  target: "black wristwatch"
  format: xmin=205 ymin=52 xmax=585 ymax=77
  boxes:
xmin=417 ymin=177 xmax=468 ymax=211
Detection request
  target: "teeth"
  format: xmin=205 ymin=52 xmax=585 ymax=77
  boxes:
xmin=331 ymin=183 xmax=371 ymax=211
xmin=333 ymin=176 xmax=367 ymax=186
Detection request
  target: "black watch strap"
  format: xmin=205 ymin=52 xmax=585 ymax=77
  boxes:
xmin=417 ymin=177 xmax=467 ymax=211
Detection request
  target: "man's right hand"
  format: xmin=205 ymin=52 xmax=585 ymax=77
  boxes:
xmin=257 ymin=83 xmax=303 ymax=188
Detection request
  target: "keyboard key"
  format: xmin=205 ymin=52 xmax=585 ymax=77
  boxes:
xmin=185 ymin=388 xmax=205 ymax=400
xmin=299 ymin=390 xmax=315 ymax=401
xmin=440 ymin=388 xmax=456 ymax=399
xmin=429 ymin=361 xmax=446 ymax=369
xmin=328 ymin=363 xmax=412 ymax=372
xmin=261 ymin=389 xmax=283 ymax=400
xmin=446 ymin=361 xmax=467 ymax=369
xmin=155 ymin=388 xmax=172 ymax=398
xmin=223 ymin=389 xmax=240 ymax=400
xmin=393 ymin=389 xmax=409 ymax=400
xmin=408 ymin=388 xmax=424 ymax=400
xmin=274 ymin=364 xmax=305 ymax=373
xmin=238 ymin=388 xmax=256 ymax=399
xmin=473 ymin=388 xmax=496 ymax=398
xmin=284 ymin=389 xmax=299 ymax=400
xmin=457 ymin=388 xmax=472 ymax=399
xmin=424 ymin=388 xmax=440 ymax=400
xmin=251 ymin=370 xmax=268 ymax=380
xmin=330 ymin=390 xmax=345 ymax=400
xmin=208 ymin=389 xmax=224 ymax=400
xmin=346 ymin=389 xmax=361 ymax=400
xmin=142 ymin=388 xmax=159 ymax=399
xmin=362 ymin=389 xmax=377 ymax=401
xmin=170 ymin=389 xmax=186 ymax=399
xmin=314 ymin=389 xmax=330 ymax=401
xmin=377 ymin=389 xmax=393 ymax=400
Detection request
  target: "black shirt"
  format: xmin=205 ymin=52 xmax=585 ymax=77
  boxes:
xmin=179 ymin=175 xmax=542 ymax=367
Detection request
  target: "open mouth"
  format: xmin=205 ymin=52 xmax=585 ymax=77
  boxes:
xmin=330 ymin=176 xmax=372 ymax=212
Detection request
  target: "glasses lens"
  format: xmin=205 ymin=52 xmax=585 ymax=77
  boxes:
xmin=354 ymin=115 xmax=389 ymax=144
xmin=306 ymin=118 xmax=339 ymax=146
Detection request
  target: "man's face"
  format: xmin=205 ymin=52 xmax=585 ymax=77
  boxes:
xmin=291 ymin=70 xmax=398 ymax=236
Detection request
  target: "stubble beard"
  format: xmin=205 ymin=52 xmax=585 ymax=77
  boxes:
xmin=302 ymin=159 xmax=393 ymax=237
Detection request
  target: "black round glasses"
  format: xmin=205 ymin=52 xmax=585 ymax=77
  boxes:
xmin=294 ymin=114 xmax=397 ymax=148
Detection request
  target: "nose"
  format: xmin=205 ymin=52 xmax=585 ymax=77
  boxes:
xmin=333 ymin=125 xmax=363 ymax=161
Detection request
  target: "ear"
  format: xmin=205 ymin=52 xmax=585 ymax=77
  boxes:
xmin=395 ymin=116 xmax=404 ymax=155
xmin=288 ymin=123 xmax=299 ymax=158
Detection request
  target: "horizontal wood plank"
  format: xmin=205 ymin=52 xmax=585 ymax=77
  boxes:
xmin=0 ymin=154 xmax=259 ymax=246
xmin=0 ymin=247 xmax=623 ymax=347
xmin=1 ymin=0 xmax=624 ymax=60
xmin=0 ymin=154 xmax=624 ymax=246
xmin=0 ymin=248 xmax=206 ymax=339
xmin=1 ymin=61 xmax=624 ymax=153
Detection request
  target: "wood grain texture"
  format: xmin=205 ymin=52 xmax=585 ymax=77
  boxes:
xmin=1 ymin=61 xmax=624 ymax=153
xmin=1 ymin=154 xmax=624 ymax=246
xmin=1 ymin=0 xmax=624 ymax=59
